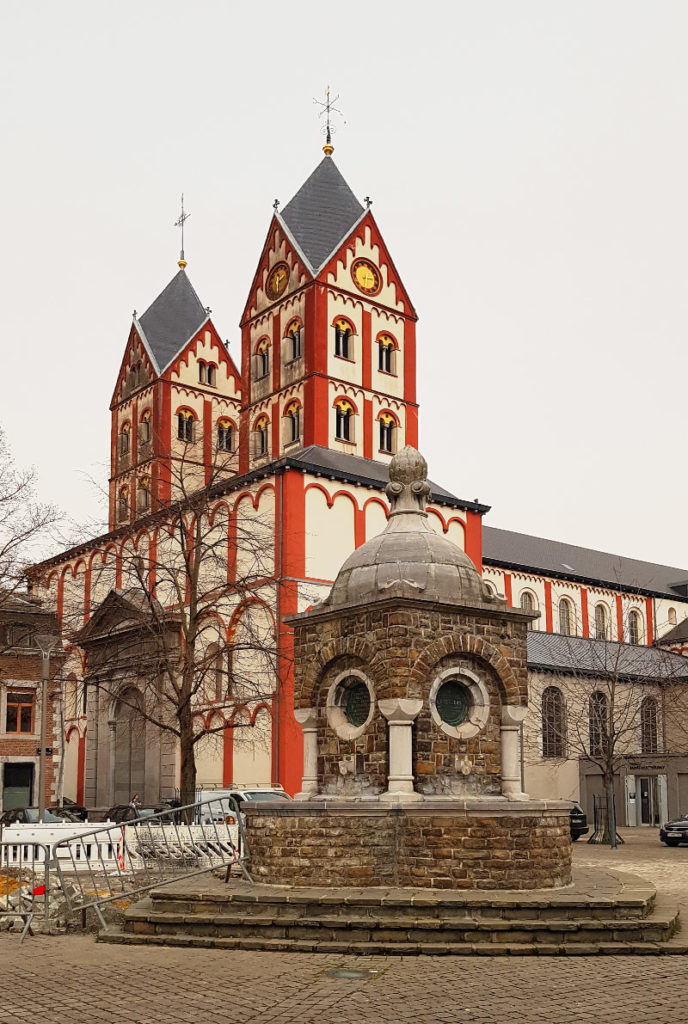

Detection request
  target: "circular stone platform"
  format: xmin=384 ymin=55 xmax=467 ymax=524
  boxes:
xmin=244 ymin=799 xmax=572 ymax=890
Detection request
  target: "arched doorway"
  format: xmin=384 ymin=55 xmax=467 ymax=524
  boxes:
xmin=113 ymin=688 xmax=146 ymax=804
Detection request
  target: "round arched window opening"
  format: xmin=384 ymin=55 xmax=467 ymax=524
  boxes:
xmin=435 ymin=680 xmax=470 ymax=727
xmin=429 ymin=668 xmax=490 ymax=740
xmin=343 ymin=680 xmax=371 ymax=727
xmin=327 ymin=670 xmax=375 ymax=740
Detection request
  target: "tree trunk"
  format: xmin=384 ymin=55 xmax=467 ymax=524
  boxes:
xmin=179 ymin=689 xmax=197 ymax=814
xmin=605 ymin=769 xmax=617 ymax=850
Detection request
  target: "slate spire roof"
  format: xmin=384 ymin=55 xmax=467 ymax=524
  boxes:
xmin=278 ymin=155 xmax=365 ymax=274
xmin=136 ymin=269 xmax=209 ymax=374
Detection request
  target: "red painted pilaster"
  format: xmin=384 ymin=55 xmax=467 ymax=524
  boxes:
xmin=645 ymin=596 xmax=654 ymax=645
xmin=616 ymin=594 xmax=624 ymax=642
xmin=362 ymin=310 xmax=372 ymax=390
xmin=503 ymin=572 xmax=512 ymax=606
xmin=581 ymin=588 xmax=590 ymax=638
xmin=544 ymin=580 xmax=553 ymax=632
xmin=271 ymin=398 xmax=280 ymax=458
xmin=363 ymin=398 xmax=374 ymax=459
xmin=203 ymin=399 xmax=212 ymax=484
xmin=403 ymin=319 xmax=417 ymax=405
xmin=464 ymin=511 xmax=483 ymax=573
xmin=405 ymin=405 xmax=419 ymax=447
xmin=272 ymin=312 xmax=281 ymax=393
xmin=304 ymin=376 xmax=328 ymax=447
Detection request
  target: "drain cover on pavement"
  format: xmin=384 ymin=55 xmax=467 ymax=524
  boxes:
xmin=325 ymin=968 xmax=379 ymax=981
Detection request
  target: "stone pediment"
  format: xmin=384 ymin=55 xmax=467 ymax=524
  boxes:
xmin=74 ymin=589 xmax=168 ymax=645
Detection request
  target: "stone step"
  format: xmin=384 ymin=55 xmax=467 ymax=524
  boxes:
xmin=146 ymin=889 xmax=654 ymax=923
xmin=98 ymin=925 xmax=688 ymax=956
xmin=119 ymin=897 xmax=678 ymax=946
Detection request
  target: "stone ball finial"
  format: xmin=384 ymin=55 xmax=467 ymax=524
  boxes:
xmin=385 ymin=446 xmax=431 ymax=516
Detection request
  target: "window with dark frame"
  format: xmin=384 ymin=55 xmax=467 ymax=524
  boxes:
xmin=286 ymin=322 xmax=302 ymax=361
xmin=542 ymin=686 xmax=566 ymax=758
xmin=628 ymin=610 xmax=641 ymax=645
xmin=379 ymin=415 xmax=395 ymax=453
xmin=378 ymin=335 xmax=395 ymax=373
xmin=5 ymin=691 xmax=35 ymax=734
xmin=589 ymin=690 xmax=608 ymax=756
xmin=334 ymin=319 xmax=352 ymax=359
xmin=335 ymin=401 xmax=352 ymax=441
xmin=118 ymin=488 xmax=129 ymax=522
xmin=177 ymin=411 xmax=194 ymax=442
xmin=640 ymin=697 xmax=658 ymax=753
xmin=594 ymin=603 xmax=608 ymax=640
xmin=217 ymin=420 xmax=233 ymax=452
xmin=559 ymin=598 xmax=573 ymax=636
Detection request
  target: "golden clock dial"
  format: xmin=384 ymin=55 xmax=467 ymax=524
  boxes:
xmin=266 ymin=263 xmax=289 ymax=300
xmin=351 ymin=258 xmax=381 ymax=295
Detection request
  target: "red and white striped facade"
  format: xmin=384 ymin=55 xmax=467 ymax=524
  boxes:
xmin=29 ymin=149 xmax=688 ymax=809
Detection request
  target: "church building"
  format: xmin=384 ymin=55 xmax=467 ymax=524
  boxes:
xmin=22 ymin=139 xmax=688 ymax=824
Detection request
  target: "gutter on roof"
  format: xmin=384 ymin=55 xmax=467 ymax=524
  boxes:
xmin=483 ymin=556 xmax=679 ymax=602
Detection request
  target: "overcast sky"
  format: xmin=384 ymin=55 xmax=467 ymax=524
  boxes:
xmin=1 ymin=1 xmax=686 ymax=567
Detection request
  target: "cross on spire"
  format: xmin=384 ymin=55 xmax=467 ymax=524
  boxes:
xmin=314 ymin=85 xmax=344 ymax=156
xmin=174 ymin=194 xmax=191 ymax=269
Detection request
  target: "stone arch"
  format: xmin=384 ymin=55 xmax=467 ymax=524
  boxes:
xmin=297 ymin=635 xmax=382 ymax=708
xmin=411 ymin=633 xmax=525 ymax=707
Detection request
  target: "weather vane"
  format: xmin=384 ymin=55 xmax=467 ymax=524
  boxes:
xmin=314 ymin=86 xmax=345 ymax=155
xmin=174 ymin=194 xmax=191 ymax=269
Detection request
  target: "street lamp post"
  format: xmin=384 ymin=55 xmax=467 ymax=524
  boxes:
xmin=34 ymin=633 xmax=60 ymax=822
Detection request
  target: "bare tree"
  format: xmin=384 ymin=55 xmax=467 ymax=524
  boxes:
xmin=66 ymin=445 xmax=283 ymax=807
xmin=527 ymin=626 xmax=688 ymax=848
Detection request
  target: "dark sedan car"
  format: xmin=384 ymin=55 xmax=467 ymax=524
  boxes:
xmin=660 ymin=814 xmax=688 ymax=846
xmin=0 ymin=806 xmax=81 ymax=825
xmin=105 ymin=804 xmax=167 ymax=823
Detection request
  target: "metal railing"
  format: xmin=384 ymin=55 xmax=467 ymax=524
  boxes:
xmin=0 ymin=840 xmax=52 ymax=941
xmin=0 ymin=796 xmax=250 ymax=936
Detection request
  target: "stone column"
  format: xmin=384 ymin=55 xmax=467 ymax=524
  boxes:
xmin=501 ymin=705 xmax=528 ymax=800
xmin=378 ymin=698 xmax=423 ymax=801
xmin=293 ymin=708 xmax=318 ymax=799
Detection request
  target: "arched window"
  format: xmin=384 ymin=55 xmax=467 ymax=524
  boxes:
xmin=640 ymin=696 xmax=658 ymax=753
xmin=286 ymin=319 xmax=302 ymax=362
xmin=207 ymin=364 xmax=216 ymax=387
xmin=253 ymin=415 xmax=270 ymax=457
xmin=198 ymin=360 xmax=207 ymax=384
xmin=378 ymin=333 xmax=396 ymax=374
xmin=217 ymin=418 xmax=234 ymax=452
xmin=335 ymin=399 xmax=354 ymax=442
xmin=594 ymin=603 xmax=609 ymax=640
xmin=668 ymin=607 xmax=677 ymax=626
xmin=137 ymin=476 xmax=151 ymax=512
xmin=139 ymin=409 xmax=152 ymax=445
xmin=284 ymin=401 xmax=301 ymax=444
xmin=559 ymin=598 xmax=573 ymax=636
xmin=118 ymin=486 xmax=129 ymax=523
xmin=589 ymin=690 xmax=608 ymax=756
xmin=119 ymin=422 xmax=131 ymax=456
xmin=542 ymin=686 xmax=566 ymax=758
xmin=520 ymin=590 xmax=538 ymax=628
xmin=378 ymin=411 xmax=397 ymax=454
xmin=255 ymin=338 xmax=270 ymax=380
xmin=628 ymin=609 xmax=642 ymax=645
xmin=177 ymin=409 xmax=194 ymax=443
xmin=333 ymin=318 xmax=353 ymax=359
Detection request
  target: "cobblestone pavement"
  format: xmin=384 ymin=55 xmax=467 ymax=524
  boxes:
xmin=1 ymin=829 xmax=687 ymax=1024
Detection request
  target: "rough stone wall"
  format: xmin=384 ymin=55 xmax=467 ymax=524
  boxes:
xmin=246 ymin=805 xmax=572 ymax=890
xmin=413 ymin=654 xmax=502 ymax=797
xmin=293 ymin=600 xmax=530 ymax=796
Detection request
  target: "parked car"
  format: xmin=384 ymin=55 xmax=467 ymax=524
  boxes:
xmin=659 ymin=814 xmax=688 ymax=846
xmin=196 ymin=787 xmax=292 ymax=825
xmin=0 ymin=806 xmax=81 ymax=825
xmin=570 ymin=803 xmax=588 ymax=841
xmin=104 ymin=804 xmax=168 ymax=823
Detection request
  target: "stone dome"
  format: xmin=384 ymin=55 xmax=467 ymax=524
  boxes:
xmin=326 ymin=447 xmax=496 ymax=609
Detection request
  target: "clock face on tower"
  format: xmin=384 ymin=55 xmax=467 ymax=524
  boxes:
xmin=266 ymin=263 xmax=289 ymax=301
xmin=351 ymin=258 xmax=381 ymax=295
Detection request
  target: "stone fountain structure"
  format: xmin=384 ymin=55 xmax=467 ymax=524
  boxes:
xmin=246 ymin=447 xmax=572 ymax=890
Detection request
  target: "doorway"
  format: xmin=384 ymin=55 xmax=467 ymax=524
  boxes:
xmin=2 ymin=762 xmax=34 ymax=810
xmin=112 ymin=690 xmax=146 ymax=804
xmin=626 ymin=774 xmax=667 ymax=826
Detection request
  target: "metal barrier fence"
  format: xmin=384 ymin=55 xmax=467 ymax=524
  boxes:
xmin=0 ymin=796 xmax=250 ymax=936
xmin=0 ymin=841 xmax=52 ymax=941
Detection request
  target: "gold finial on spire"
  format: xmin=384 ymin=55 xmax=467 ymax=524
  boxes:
xmin=314 ymin=85 xmax=344 ymax=156
xmin=174 ymin=193 xmax=190 ymax=269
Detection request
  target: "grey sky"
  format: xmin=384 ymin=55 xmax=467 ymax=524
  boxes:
xmin=1 ymin=1 xmax=686 ymax=566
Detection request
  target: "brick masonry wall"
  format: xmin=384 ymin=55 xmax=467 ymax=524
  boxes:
xmin=246 ymin=804 xmax=572 ymax=890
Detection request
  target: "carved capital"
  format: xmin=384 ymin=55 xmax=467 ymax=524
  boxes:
xmin=378 ymin=697 xmax=423 ymax=724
